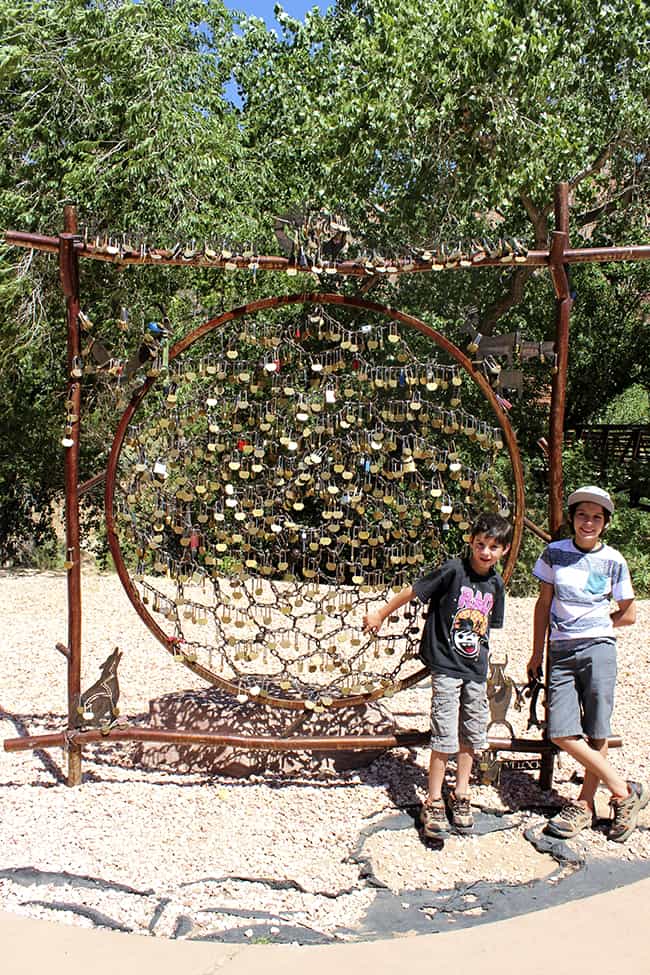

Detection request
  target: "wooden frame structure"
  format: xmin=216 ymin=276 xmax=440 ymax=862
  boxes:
xmin=4 ymin=183 xmax=649 ymax=787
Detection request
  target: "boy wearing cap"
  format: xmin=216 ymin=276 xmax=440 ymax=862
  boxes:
xmin=528 ymin=486 xmax=647 ymax=842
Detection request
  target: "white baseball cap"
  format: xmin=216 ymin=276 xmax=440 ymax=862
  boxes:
xmin=567 ymin=485 xmax=614 ymax=514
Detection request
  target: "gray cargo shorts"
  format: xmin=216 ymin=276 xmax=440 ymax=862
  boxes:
xmin=547 ymin=639 xmax=617 ymax=739
xmin=430 ymin=673 xmax=488 ymax=754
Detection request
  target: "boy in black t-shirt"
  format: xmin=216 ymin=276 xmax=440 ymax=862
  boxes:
xmin=363 ymin=513 xmax=512 ymax=835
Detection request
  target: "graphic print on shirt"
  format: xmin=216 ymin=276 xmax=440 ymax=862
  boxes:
xmin=451 ymin=586 xmax=494 ymax=658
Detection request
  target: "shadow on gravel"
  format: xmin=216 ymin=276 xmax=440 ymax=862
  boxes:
xmin=0 ymin=706 xmax=67 ymax=784
xmin=342 ymin=807 xmax=650 ymax=941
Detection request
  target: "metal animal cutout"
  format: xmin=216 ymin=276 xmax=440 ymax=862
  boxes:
xmin=486 ymin=655 xmax=515 ymax=737
xmin=479 ymin=748 xmax=502 ymax=786
xmin=524 ymin=667 xmax=545 ymax=730
xmin=75 ymin=647 xmax=123 ymax=733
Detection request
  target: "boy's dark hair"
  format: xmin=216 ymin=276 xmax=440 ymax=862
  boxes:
xmin=470 ymin=512 xmax=513 ymax=547
xmin=568 ymin=503 xmax=610 ymax=535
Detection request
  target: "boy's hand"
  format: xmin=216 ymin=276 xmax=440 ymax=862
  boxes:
xmin=526 ymin=649 xmax=544 ymax=681
xmin=363 ymin=610 xmax=384 ymax=634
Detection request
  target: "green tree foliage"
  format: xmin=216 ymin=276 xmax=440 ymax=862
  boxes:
xmin=0 ymin=0 xmax=247 ymax=558
xmin=564 ymin=262 xmax=650 ymax=428
xmin=234 ymin=0 xmax=649 ymax=243
xmin=0 ymin=0 xmax=245 ymax=235
xmin=0 ymin=0 xmax=648 ymax=568
xmin=597 ymin=384 xmax=650 ymax=424
xmin=232 ymin=0 xmax=650 ymax=454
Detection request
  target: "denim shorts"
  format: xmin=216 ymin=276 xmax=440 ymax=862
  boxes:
xmin=547 ymin=639 xmax=617 ymax=739
xmin=430 ymin=673 xmax=488 ymax=754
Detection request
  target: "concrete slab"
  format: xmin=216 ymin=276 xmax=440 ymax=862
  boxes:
xmin=3 ymin=875 xmax=649 ymax=975
xmin=0 ymin=910 xmax=238 ymax=975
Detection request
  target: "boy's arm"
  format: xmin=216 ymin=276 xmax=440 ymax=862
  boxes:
xmin=527 ymin=582 xmax=554 ymax=676
xmin=362 ymin=585 xmax=415 ymax=633
xmin=611 ymin=598 xmax=636 ymax=627
xmin=490 ymin=578 xmax=506 ymax=629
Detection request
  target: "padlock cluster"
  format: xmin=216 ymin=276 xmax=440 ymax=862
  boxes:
xmin=112 ymin=306 xmax=513 ymax=709
xmin=80 ymin=213 xmax=529 ymax=276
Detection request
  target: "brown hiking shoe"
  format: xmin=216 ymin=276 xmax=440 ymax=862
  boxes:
xmin=546 ymin=801 xmax=594 ymax=839
xmin=609 ymin=781 xmax=649 ymax=843
xmin=449 ymin=792 xmax=474 ymax=833
xmin=420 ymin=798 xmax=448 ymax=836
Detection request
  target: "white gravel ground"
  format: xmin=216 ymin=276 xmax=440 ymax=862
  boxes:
xmin=1 ymin=570 xmax=648 ymax=942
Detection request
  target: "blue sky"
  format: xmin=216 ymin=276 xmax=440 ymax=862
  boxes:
xmin=224 ymin=0 xmax=330 ymax=27
xmin=222 ymin=1 xmax=330 ymax=102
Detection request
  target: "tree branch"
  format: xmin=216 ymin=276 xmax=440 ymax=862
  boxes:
xmin=520 ymin=193 xmax=549 ymax=245
xmin=575 ymin=158 xmax=649 ymax=227
xmin=568 ymin=141 xmax=615 ymax=190
xmin=536 ymin=142 xmax=618 ymax=220
xmin=576 ymin=184 xmax=636 ymax=227
xmin=479 ymin=267 xmax=536 ymax=335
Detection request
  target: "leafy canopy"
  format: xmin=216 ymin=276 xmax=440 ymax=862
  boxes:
xmin=0 ymin=0 xmax=648 ymax=564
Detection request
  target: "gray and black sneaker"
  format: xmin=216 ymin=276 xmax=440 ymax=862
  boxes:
xmin=449 ymin=792 xmax=474 ymax=833
xmin=546 ymin=801 xmax=594 ymax=839
xmin=609 ymin=781 xmax=649 ymax=843
xmin=420 ymin=798 xmax=448 ymax=837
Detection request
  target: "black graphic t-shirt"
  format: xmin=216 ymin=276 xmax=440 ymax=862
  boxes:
xmin=412 ymin=557 xmax=505 ymax=681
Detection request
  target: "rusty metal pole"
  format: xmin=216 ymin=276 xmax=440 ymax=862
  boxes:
xmin=547 ymin=182 xmax=572 ymax=534
xmin=539 ymin=182 xmax=573 ymax=790
xmin=59 ymin=206 xmax=83 ymax=786
xmin=3 ymin=726 xmax=623 ymax=754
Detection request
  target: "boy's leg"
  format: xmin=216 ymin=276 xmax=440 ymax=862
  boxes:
xmin=420 ymin=675 xmax=461 ymax=835
xmin=423 ymin=749 xmax=451 ymax=836
xmin=451 ymin=747 xmax=476 ymax=832
xmin=546 ymin=643 xmax=604 ymax=836
xmin=551 ymin=734 xmax=649 ymax=842
xmin=575 ymin=641 xmax=617 ymax=808
xmin=578 ymin=738 xmax=607 ymax=810
xmin=449 ymin=681 xmax=488 ymax=833
xmin=457 ymin=679 xmax=488 ymax=796
xmin=552 ymin=735 xmax=628 ymax=797
xmin=455 ymin=746 xmax=474 ymax=797
xmin=427 ymin=673 xmax=462 ymax=800
xmin=575 ymin=645 xmax=648 ymax=836
xmin=428 ymin=749 xmax=449 ymax=801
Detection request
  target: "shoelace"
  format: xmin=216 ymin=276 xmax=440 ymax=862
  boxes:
xmin=424 ymin=800 xmax=446 ymax=813
xmin=610 ymin=796 xmax=632 ymax=822
xmin=561 ymin=804 xmax=589 ymax=822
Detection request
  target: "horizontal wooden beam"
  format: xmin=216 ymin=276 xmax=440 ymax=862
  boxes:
xmin=524 ymin=516 xmax=552 ymax=543
xmin=6 ymin=229 xmax=650 ymax=275
xmin=3 ymin=726 xmax=621 ymax=754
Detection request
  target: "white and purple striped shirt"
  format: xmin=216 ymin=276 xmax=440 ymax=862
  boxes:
xmin=533 ymin=538 xmax=634 ymax=643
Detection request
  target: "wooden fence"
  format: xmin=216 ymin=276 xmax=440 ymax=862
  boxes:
xmin=565 ymin=424 xmax=650 ymax=509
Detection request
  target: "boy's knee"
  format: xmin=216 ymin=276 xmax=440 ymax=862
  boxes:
xmin=587 ymin=737 xmax=606 ymax=749
xmin=458 ymin=743 xmax=476 ymax=755
xmin=550 ymin=735 xmax=576 ymax=748
xmin=430 ymin=748 xmax=452 ymax=760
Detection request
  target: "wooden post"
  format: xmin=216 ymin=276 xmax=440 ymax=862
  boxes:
xmin=539 ymin=182 xmax=574 ymax=790
xmin=547 ymin=182 xmax=572 ymax=535
xmin=59 ymin=206 xmax=83 ymax=786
